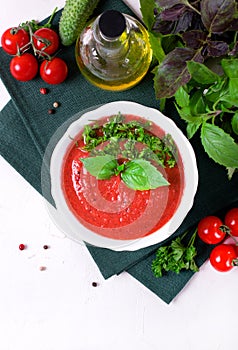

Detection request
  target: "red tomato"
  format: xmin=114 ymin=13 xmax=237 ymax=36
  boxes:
xmin=197 ymin=216 xmax=225 ymax=244
xmin=33 ymin=28 xmax=59 ymax=55
xmin=1 ymin=27 xmax=29 ymax=55
xmin=40 ymin=58 xmax=68 ymax=84
xmin=10 ymin=53 xmax=38 ymax=81
xmin=225 ymin=208 xmax=238 ymax=237
xmin=210 ymin=244 xmax=237 ymax=272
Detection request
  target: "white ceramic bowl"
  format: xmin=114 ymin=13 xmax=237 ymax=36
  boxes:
xmin=47 ymin=101 xmax=198 ymax=251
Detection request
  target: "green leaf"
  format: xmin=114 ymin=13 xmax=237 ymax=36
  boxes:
xmin=186 ymin=121 xmax=202 ymax=139
xmin=219 ymin=94 xmax=238 ymax=108
xmin=175 ymin=104 xmax=203 ymax=137
xmin=121 ymin=159 xmax=169 ymax=190
xmin=149 ymin=31 xmax=165 ymax=63
xmin=171 ymin=238 xmax=185 ymax=261
xmin=201 ymin=123 xmax=238 ymax=168
xmin=140 ymin=0 xmax=156 ymax=30
xmin=201 ymin=0 xmax=236 ymax=34
xmin=151 ymin=230 xmax=199 ymax=277
xmin=156 ymin=0 xmax=193 ymax=9
xmin=204 ymin=78 xmax=228 ymax=103
xmin=221 ymin=58 xmax=238 ymax=78
xmin=174 ymin=86 xmax=190 ymax=108
xmin=228 ymin=78 xmax=238 ymax=100
xmin=189 ymin=90 xmax=207 ymax=115
xmin=153 ymin=47 xmax=203 ymax=98
xmin=187 ymin=61 xmax=221 ymax=85
xmin=80 ymin=155 xmax=117 ymax=180
xmin=232 ymin=112 xmax=238 ymax=135
xmin=175 ymin=104 xmax=208 ymax=124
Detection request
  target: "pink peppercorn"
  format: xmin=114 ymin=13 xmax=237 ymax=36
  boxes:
xmin=48 ymin=108 xmax=55 ymax=115
xmin=19 ymin=244 xmax=25 ymax=250
xmin=40 ymin=87 xmax=48 ymax=95
xmin=39 ymin=266 xmax=46 ymax=271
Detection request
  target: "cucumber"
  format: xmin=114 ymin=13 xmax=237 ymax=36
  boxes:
xmin=59 ymin=0 xmax=100 ymax=46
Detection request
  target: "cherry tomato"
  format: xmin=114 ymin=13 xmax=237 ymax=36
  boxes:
xmin=225 ymin=208 xmax=238 ymax=237
xmin=197 ymin=216 xmax=225 ymax=244
xmin=33 ymin=28 xmax=59 ymax=55
xmin=40 ymin=58 xmax=68 ymax=84
xmin=1 ymin=27 xmax=29 ymax=55
xmin=10 ymin=53 xmax=38 ymax=81
xmin=210 ymin=244 xmax=237 ymax=272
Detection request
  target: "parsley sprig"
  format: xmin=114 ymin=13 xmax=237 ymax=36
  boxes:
xmin=151 ymin=230 xmax=199 ymax=277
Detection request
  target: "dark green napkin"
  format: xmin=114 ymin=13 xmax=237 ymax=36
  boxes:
xmin=1 ymin=0 xmax=238 ymax=304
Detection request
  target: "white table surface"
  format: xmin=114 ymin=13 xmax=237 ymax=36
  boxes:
xmin=0 ymin=1 xmax=238 ymax=349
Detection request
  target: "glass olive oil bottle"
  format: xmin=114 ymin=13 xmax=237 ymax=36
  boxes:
xmin=75 ymin=10 xmax=152 ymax=91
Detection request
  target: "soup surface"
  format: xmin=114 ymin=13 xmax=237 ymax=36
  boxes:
xmin=61 ymin=114 xmax=184 ymax=240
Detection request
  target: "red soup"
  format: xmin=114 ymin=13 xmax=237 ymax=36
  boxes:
xmin=61 ymin=114 xmax=184 ymax=240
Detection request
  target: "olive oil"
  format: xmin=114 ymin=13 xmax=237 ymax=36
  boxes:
xmin=75 ymin=10 xmax=152 ymax=91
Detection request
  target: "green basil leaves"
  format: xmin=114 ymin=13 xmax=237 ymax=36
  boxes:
xmin=80 ymin=155 xmax=169 ymax=191
xmin=140 ymin=0 xmax=238 ymax=177
xmin=80 ymin=155 xmax=117 ymax=180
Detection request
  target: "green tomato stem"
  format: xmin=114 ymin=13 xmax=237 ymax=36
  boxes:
xmin=188 ymin=229 xmax=197 ymax=247
xmin=220 ymin=224 xmax=238 ymax=245
xmin=45 ymin=7 xmax=58 ymax=27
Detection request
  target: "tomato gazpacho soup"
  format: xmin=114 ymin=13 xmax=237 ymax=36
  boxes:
xmin=61 ymin=113 xmax=184 ymax=240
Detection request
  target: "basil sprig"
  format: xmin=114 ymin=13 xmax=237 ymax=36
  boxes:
xmin=80 ymin=155 xmax=169 ymax=191
xmin=140 ymin=0 xmax=238 ymax=177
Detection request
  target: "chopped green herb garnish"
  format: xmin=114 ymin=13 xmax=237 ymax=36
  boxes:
xmin=82 ymin=113 xmax=177 ymax=168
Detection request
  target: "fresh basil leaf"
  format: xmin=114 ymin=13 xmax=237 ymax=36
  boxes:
xmin=186 ymin=121 xmax=201 ymax=139
xmin=153 ymin=5 xmax=195 ymax=35
xmin=221 ymin=58 xmax=238 ymax=78
xmin=189 ymin=90 xmax=206 ymax=115
xmin=155 ymin=0 xmax=188 ymax=9
xmin=201 ymin=123 xmax=238 ymax=168
xmin=175 ymin=105 xmax=210 ymax=124
xmin=201 ymin=0 xmax=236 ymax=34
xmin=160 ymin=4 xmax=187 ymax=22
xmin=175 ymin=105 xmax=192 ymax=121
xmin=174 ymin=86 xmax=190 ymax=108
xmin=154 ymin=47 xmax=203 ymax=98
xmin=219 ymin=94 xmax=238 ymax=108
xmin=206 ymin=40 xmax=229 ymax=57
xmin=204 ymin=79 xmax=228 ymax=103
xmin=140 ymin=0 xmax=156 ymax=30
xmin=228 ymin=78 xmax=238 ymax=100
xmin=187 ymin=61 xmax=221 ymax=85
xmin=231 ymin=112 xmax=238 ymax=135
xmin=182 ymin=30 xmax=207 ymax=50
xmin=175 ymin=105 xmax=202 ymax=139
xmin=80 ymin=155 xmax=117 ymax=180
xmin=121 ymin=159 xmax=169 ymax=191
xmin=149 ymin=31 xmax=165 ymax=63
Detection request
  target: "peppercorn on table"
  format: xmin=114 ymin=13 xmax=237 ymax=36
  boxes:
xmin=0 ymin=1 xmax=238 ymax=350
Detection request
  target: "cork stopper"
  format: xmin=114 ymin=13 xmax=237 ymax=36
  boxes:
xmin=99 ymin=10 xmax=126 ymax=38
